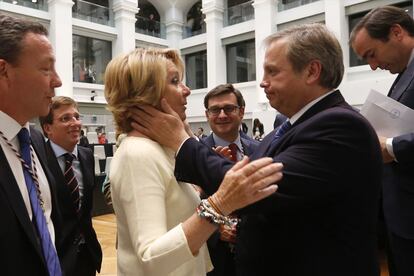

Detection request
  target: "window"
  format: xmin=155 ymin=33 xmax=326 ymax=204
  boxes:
xmin=72 ymin=0 xmax=112 ymax=26
xmin=184 ymin=1 xmax=206 ymax=38
xmin=135 ymin=0 xmax=165 ymax=38
xmin=225 ymin=0 xmax=254 ymax=26
xmin=226 ymin=40 xmax=256 ymax=83
xmin=185 ymin=51 xmax=207 ymax=89
xmin=348 ymin=1 xmax=413 ymax=67
xmin=4 ymin=0 xmax=47 ymax=11
xmin=278 ymin=0 xmax=320 ymax=11
xmin=73 ymin=35 xmax=112 ymax=84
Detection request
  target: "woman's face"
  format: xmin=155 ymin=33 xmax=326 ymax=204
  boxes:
xmin=163 ymin=60 xmax=191 ymax=121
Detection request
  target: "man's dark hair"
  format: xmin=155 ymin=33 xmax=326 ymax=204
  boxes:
xmin=204 ymin=83 xmax=245 ymax=109
xmin=0 ymin=14 xmax=48 ymax=65
xmin=350 ymin=6 xmax=414 ymax=44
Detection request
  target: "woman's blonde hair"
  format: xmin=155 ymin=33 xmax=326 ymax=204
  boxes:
xmin=104 ymin=48 xmax=184 ymax=133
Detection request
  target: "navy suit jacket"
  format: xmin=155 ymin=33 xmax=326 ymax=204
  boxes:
xmin=175 ymin=91 xmax=382 ymax=276
xmin=0 ymin=127 xmax=61 ymax=275
xmin=202 ymin=134 xmax=259 ymax=157
xmin=383 ymin=58 xmax=414 ymax=239
xmin=202 ymin=133 xmax=259 ymax=276
xmin=45 ymin=141 xmax=102 ymax=274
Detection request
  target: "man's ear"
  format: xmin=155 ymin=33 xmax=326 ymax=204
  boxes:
xmin=0 ymin=59 xmax=8 ymax=78
xmin=306 ymin=60 xmax=322 ymax=85
xmin=42 ymin=123 xmax=52 ymax=139
xmin=239 ymin=106 xmax=245 ymax=118
xmin=390 ymin=24 xmax=404 ymax=41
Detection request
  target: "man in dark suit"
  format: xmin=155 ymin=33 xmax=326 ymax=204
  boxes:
xmin=40 ymin=96 xmax=102 ymax=276
xmin=202 ymin=83 xmax=259 ymax=276
xmin=351 ymin=6 xmax=414 ymax=276
xmin=0 ymin=14 xmax=63 ymax=275
xmin=131 ymin=23 xmax=383 ymax=276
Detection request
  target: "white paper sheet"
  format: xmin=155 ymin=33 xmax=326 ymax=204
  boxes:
xmin=360 ymin=89 xmax=414 ymax=137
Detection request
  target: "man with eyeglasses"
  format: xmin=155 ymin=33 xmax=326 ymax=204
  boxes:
xmin=39 ymin=96 xmax=102 ymax=276
xmin=203 ymin=83 xmax=259 ymax=276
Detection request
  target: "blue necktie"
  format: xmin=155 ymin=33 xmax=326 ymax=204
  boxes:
xmin=18 ymin=128 xmax=62 ymax=276
xmin=270 ymin=120 xmax=292 ymax=148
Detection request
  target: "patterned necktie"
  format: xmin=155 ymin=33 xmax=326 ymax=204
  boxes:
xmin=228 ymin=143 xmax=238 ymax=162
xmin=64 ymin=153 xmax=81 ymax=213
xmin=270 ymin=120 xmax=292 ymax=148
xmin=17 ymin=128 xmax=62 ymax=276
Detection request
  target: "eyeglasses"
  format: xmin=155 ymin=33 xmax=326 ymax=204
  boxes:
xmin=207 ymin=105 xmax=240 ymax=116
xmin=55 ymin=114 xmax=81 ymax=123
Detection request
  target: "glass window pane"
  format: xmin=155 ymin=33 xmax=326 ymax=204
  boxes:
xmin=73 ymin=35 xmax=112 ymax=84
xmin=226 ymin=39 xmax=256 ymax=83
xmin=185 ymin=51 xmax=207 ymax=89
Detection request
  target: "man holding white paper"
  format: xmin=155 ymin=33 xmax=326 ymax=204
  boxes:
xmin=351 ymin=6 xmax=414 ymax=276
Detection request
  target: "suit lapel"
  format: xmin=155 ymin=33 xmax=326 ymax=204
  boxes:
xmin=77 ymin=147 xmax=94 ymax=213
xmin=252 ymin=90 xmax=348 ymax=159
xmin=0 ymin=147 xmax=44 ymax=259
xmin=388 ymin=59 xmax=414 ymax=101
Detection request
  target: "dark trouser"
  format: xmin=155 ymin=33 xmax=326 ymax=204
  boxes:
xmin=387 ymin=231 xmax=414 ymax=276
xmin=67 ymin=243 xmax=96 ymax=276
xmin=207 ymin=240 xmax=236 ymax=276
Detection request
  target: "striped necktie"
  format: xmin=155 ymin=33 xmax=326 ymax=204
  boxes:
xmin=64 ymin=153 xmax=81 ymax=213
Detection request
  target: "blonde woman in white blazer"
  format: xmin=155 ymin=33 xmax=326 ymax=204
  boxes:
xmin=104 ymin=48 xmax=283 ymax=276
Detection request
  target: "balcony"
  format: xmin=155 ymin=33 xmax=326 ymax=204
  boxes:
xmin=278 ymin=0 xmax=320 ymax=11
xmin=224 ymin=0 xmax=254 ymax=27
xmin=1 ymin=0 xmax=47 ymax=10
xmin=135 ymin=15 xmax=166 ymax=39
xmin=183 ymin=21 xmax=206 ymax=38
xmin=72 ymin=0 xmax=112 ymax=26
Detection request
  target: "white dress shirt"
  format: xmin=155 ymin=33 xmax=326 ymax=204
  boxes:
xmin=0 ymin=111 xmax=55 ymax=244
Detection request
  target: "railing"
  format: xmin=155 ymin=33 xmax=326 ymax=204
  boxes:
xmin=224 ymin=0 xmax=254 ymax=26
xmin=72 ymin=0 xmax=112 ymax=26
xmin=1 ymin=0 xmax=47 ymax=11
xmin=182 ymin=19 xmax=206 ymax=39
xmin=135 ymin=15 xmax=166 ymax=38
xmin=277 ymin=0 xmax=320 ymax=11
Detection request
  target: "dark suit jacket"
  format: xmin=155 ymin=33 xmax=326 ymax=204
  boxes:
xmin=202 ymin=134 xmax=259 ymax=157
xmin=383 ymin=58 xmax=414 ymax=239
xmin=0 ymin=127 xmax=61 ymax=275
xmin=175 ymin=91 xmax=382 ymax=276
xmin=273 ymin=113 xmax=288 ymax=129
xmin=202 ymin=134 xmax=259 ymax=276
xmin=45 ymin=141 xmax=102 ymax=275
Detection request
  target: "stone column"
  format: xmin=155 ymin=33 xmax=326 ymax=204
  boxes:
xmin=113 ymin=0 xmax=139 ymax=56
xmin=164 ymin=6 xmax=184 ymax=49
xmin=324 ymin=0 xmax=347 ymax=67
xmin=253 ymin=0 xmax=277 ymax=103
xmin=203 ymin=0 xmax=226 ymax=89
xmin=48 ymin=0 xmax=74 ymax=97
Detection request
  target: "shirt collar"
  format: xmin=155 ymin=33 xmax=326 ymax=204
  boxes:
xmin=289 ymin=89 xmax=336 ymax=125
xmin=0 ymin=111 xmax=31 ymax=141
xmin=49 ymin=140 xmax=78 ymax=159
xmin=212 ymin=133 xmax=242 ymax=150
xmin=408 ymin=48 xmax=414 ymax=66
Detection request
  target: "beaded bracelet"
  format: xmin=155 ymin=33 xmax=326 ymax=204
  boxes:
xmin=196 ymin=199 xmax=238 ymax=227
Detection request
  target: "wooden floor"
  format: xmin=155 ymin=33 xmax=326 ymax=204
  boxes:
xmin=94 ymin=214 xmax=117 ymax=276
xmin=93 ymin=214 xmax=389 ymax=276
